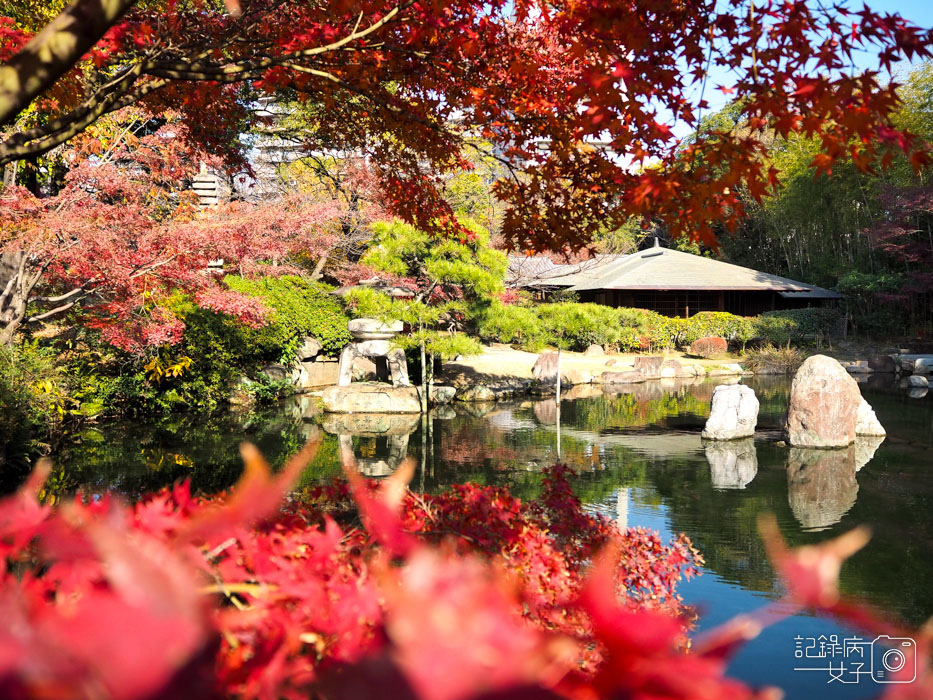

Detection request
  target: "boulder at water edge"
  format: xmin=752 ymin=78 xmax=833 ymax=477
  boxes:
xmin=855 ymin=398 xmax=886 ymax=437
xmin=532 ymin=352 xmax=559 ymax=384
xmin=868 ymin=355 xmax=897 ymax=373
xmin=785 ymin=355 xmax=861 ymax=448
xmin=321 ymin=383 xmax=421 ymax=413
xmin=633 ymin=356 xmax=664 ymax=378
xmin=908 ymin=374 xmax=929 ymax=388
xmin=701 ymin=384 xmax=759 ymax=440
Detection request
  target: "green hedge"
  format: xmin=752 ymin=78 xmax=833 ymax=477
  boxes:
xmin=224 ymin=275 xmax=351 ymax=357
xmin=477 ymin=303 xmax=842 ymax=352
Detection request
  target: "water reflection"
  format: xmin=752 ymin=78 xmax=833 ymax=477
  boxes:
xmin=42 ymin=373 xmax=933 ymax=635
xmin=785 ymin=437 xmax=885 ymax=532
xmin=786 ymin=447 xmax=860 ymax=532
xmin=321 ymin=413 xmax=418 ymax=478
xmin=704 ymin=438 xmax=758 ymax=490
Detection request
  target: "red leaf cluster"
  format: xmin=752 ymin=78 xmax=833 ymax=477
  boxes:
xmin=0 ymin=112 xmax=354 ymax=351
xmin=689 ymin=336 xmax=728 ymax=358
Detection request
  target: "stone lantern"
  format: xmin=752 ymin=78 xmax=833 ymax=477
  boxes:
xmin=337 ymin=319 xmax=409 ymax=387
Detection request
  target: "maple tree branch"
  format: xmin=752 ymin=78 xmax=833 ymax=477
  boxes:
xmin=0 ymin=0 xmax=138 ymax=126
xmin=25 ymin=297 xmax=85 ymax=323
xmin=0 ymin=74 xmax=167 ymax=166
xmin=0 ymin=7 xmax=413 ymax=163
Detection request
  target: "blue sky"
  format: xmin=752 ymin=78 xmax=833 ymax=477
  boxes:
xmin=668 ymin=0 xmax=933 ymax=138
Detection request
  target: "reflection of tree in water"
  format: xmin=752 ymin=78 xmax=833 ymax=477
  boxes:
xmin=38 ymin=375 xmax=933 ymax=626
xmin=47 ymin=398 xmax=339 ymax=500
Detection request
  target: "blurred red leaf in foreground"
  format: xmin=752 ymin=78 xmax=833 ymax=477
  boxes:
xmin=0 ymin=443 xmax=928 ymax=700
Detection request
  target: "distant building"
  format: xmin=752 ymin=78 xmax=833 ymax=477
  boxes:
xmin=508 ymin=240 xmax=842 ymax=317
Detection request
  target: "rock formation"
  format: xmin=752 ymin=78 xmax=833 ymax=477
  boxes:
xmin=785 ymin=355 xmax=862 ymax=448
xmin=701 ymin=384 xmax=759 ymax=440
xmin=855 ymin=399 xmax=886 ymax=437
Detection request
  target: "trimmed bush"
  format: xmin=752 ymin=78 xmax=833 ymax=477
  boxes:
xmin=536 ymin=303 xmax=628 ymax=350
xmin=754 ymin=308 xmax=843 ymax=345
xmin=225 ymin=275 xmax=351 ymax=357
xmin=476 ymin=302 xmax=548 ymax=351
xmin=689 ymin=336 xmax=728 ymax=357
xmin=474 ymin=301 xmax=843 ymax=353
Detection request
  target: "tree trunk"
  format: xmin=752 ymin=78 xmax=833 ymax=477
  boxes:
xmin=310 ymin=251 xmax=330 ymax=280
xmin=0 ymin=252 xmax=28 ymax=345
xmin=0 ymin=0 xmax=138 ymax=127
xmin=419 ymin=335 xmax=427 ymax=413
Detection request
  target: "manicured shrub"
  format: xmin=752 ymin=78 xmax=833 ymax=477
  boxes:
xmin=689 ymin=336 xmax=728 ymax=357
xmin=225 ymin=275 xmax=351 ymax=357
xmin=476 ymin=301 xmax=548 ymax=351
xmin=475 ymin=300 xmax=842 ymax=353
xmin=680 ymin=311 xmax=755 ymax=346
xmin=537 ymin=302 xmax=626 ymax=350
xmin=754 ymin=308 xmax=844 ymax=345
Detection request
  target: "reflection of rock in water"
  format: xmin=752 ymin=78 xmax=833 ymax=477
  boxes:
xmin=431 ymin=405 xmax=457 ymax=420
xmin=533 ymin=399 xmax=558 ymax=424
xmin=460 ymin=401 xmax=496 ymax=418
xmin=786 ymin=447 xmax=859 ymax=532
xmin=853 ymin=435 xmax=884 ymax=471
xmin=487 ymin=408 xmax=538 ymax=430
xmin=322 ymin=412 xmax=418 ymax=478
xmin=337 ymin=433 xmax=411 ymax=477
xmin=562 ymin=384 xmax=604 ymax=401
xmin=321 ymin=412 xmax=419 ymax=436
xmin=908 ymin=388 xmax=928 ymax=400
xmin=688 ymin=382 xmax=714 ymax=403
xmin=704 ymin=438 xmax=758 ymax=489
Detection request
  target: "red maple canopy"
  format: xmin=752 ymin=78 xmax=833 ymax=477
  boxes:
xmin=0 ymin=0 xmax=931 ymax=251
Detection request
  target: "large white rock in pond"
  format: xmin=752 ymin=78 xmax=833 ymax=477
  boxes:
xmin=704 ymin=438 xmax=758 ymax=489
xmin=855 ymin=398 xmax=886 ymax=437
xmin=785 ymin=355 xmax=861 ymax=448
xmin=701 ymin=384 xmax=759 ymax=440
xmin=908 ymin=374 xmax=929 ymax=388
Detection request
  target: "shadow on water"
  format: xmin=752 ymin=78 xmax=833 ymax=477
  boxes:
xmin=30 ymin=371 xmax=933 ymax=696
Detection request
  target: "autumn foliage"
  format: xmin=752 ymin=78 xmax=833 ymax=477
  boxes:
xmin=0 ymin=436 xmax=930 ymax=700
xmin=1 ymin=0 xmax=932 ymax=251
xmin=0 ymin=111 xmax=355 ymax=350
xmin=689 ymin=336 xmax=729 ymax=358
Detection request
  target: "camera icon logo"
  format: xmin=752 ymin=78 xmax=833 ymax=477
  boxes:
xmin=871 ymin=636 xmax=917 ymax=684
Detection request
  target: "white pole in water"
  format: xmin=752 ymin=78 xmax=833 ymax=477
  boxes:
xmin=556 ymin=347 xmax=562 ymax=460
xmin=556 ymin=348 xmax=561 ymax=403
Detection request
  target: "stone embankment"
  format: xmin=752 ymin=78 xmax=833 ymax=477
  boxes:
xmin=842 ymin=353 xmax=933 ymax=398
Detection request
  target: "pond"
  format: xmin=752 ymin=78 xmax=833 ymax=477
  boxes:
xmin=37 ymin=374 xmax=933 ymax=700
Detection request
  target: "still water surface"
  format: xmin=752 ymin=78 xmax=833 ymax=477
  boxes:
xmin=50 ymin=375 xmax=933 ymax=699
